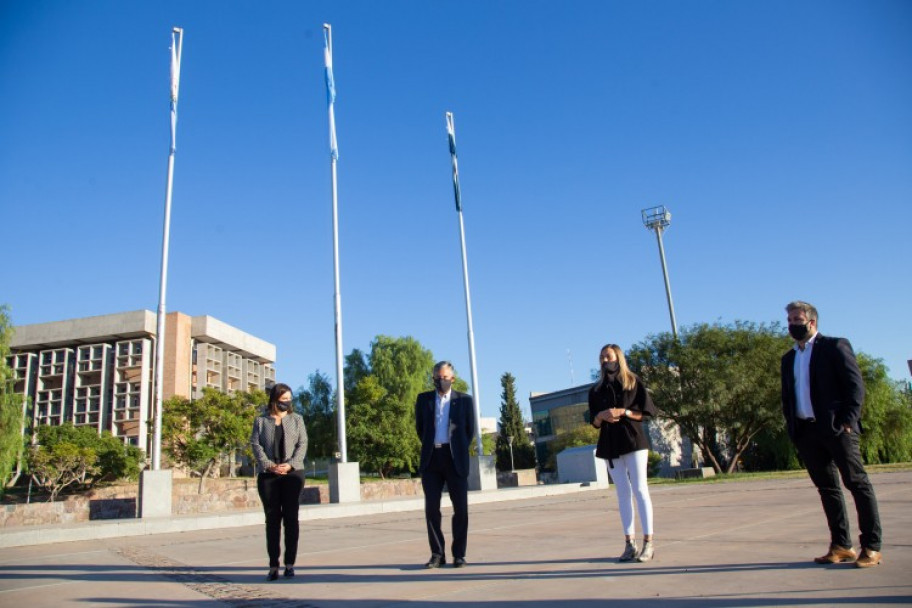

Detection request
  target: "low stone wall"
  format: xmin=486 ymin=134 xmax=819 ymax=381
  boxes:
xmin=0 ymin=477 xmax=425 ymax=529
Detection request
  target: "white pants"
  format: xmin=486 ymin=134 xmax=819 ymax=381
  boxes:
xmin=607 ymin=449 xmax=653 ymax=536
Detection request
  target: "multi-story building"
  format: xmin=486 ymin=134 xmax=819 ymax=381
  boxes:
xmin=9 ymin=310 xmax=276 ymax=453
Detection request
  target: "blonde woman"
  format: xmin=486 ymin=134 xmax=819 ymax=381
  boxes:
xmin=589 ymin=344 xmax=658 ymax=562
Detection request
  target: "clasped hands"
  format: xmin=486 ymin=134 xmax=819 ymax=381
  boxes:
xmin=595 ymin=408 xmax=626 ymax=425
xmin=269 ymin=463 xmax=293 ymax=475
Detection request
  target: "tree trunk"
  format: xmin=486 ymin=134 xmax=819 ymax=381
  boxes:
xmin=198 ymin=460 xmax=215 ymax=494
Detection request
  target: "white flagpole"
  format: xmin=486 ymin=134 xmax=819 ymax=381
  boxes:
xmin=152 ymin=27 xmax=183 ymax=470
xmin=324 ymin=24 xmax=347 ymax=462
xmin=445 ymin=112 xmax=484 ymax=455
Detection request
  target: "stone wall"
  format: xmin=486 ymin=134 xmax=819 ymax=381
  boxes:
xmin=0 ymin=477 xmax=425 ymax=529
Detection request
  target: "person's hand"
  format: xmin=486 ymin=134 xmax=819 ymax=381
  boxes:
xmin=843 ymin=424 xmax=853 ymax=434
xmin=274 ymin=463 xmax=292 ymax=475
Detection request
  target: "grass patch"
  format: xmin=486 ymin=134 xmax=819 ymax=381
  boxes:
xmin=648 ymin=462 xmax=912 ymax=486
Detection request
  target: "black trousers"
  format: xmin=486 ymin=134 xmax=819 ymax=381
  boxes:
xmin=793 ymin=422 xmax=882 ymax=551
xmin=421 ymin=446 xmax=469 ymax=559
xmin=257 ymin=471 xmax=305 ymax=567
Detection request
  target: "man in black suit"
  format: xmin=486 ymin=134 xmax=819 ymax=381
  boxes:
xmin=781 ymin=301 xmax=882 ymax=568
xmin=415 ymin=361 xmax=475 ymax=568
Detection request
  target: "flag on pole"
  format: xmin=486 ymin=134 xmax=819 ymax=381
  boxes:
xmin=445 ymin=112 xmax=462 ymax=212
xmin=323 ymin=24 xmax=339 ymax=160
xmin=169 ymin=28 xmax=183 ymax=154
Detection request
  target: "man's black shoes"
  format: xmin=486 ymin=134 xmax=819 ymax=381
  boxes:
xmin=425 ymin=554 xmax=446 ymax=569
xmin=453 ymin=557 xmax=467 ymax=568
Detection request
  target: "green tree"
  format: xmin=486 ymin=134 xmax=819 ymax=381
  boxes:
xmin=0 ymin=305 xmax=27 ymax=494
xmin=26 ymin=423 xmax=142 ymax=500
xmin=470 ymin=432 xmax=497 ymax=457
xmin=162 ymin=388 xmax=264 ymax=492
xmin=28 ymin=442 xmax=98 ymax=501
xmin=297 ymin=371 xmax=337 ymax=459
xmin=344 ymin=336 xmax=436 ymax=478
xmin=628 ymin=321 xmax=792 ymax=474
xmin=35 ymin=423 xmax=143 ymax=482
xmin=857 ymin=354 xmax=912 ymax=464
xmin=495 ymin=372 xmax=535 ymax=471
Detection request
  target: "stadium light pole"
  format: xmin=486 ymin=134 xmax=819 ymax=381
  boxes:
xmin=641 ymin=205 xmax=678 ymax=339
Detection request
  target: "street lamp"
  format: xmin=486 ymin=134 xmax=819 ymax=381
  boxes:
xmin=507 ymin=435 xmax=515 ymax=472
xmin=641 ymin=205 xmax=678 ymax=339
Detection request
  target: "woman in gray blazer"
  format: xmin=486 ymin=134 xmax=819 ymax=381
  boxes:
xmin=250 ymin=383 xmax=308 ymax=580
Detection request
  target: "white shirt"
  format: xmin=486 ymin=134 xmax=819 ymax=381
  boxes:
xmin=434 ymin=390 xmax=452 ymax=445
xmin=793 ymin=332 xmax=818 ymax=420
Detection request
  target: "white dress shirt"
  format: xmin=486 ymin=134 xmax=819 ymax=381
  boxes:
xmin=434 ymin=390 xmax=452 ymax=445
xmin=793 ymin=332 xmax=818 ymax=420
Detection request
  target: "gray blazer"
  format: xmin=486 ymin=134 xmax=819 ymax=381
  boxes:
xmin=250 ymin=412 xmax=308 ymax=474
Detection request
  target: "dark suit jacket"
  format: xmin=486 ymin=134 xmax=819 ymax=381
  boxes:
xmin=415 ymin=390 xmax=476 ymax=478
xmin=781 ymin=333 xmax=865 ymax=440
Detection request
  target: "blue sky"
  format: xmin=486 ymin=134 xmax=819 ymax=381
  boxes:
xmin=2 ymin=1 xmax=910 ymax=421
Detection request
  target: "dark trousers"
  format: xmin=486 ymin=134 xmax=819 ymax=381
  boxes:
xmin=793 ymin=422 xmax=882 ymax=551
xmin=421 ymin=446 xmax=469 ymax=559
xmin=257 ymin=471 xmax=305 ymax=567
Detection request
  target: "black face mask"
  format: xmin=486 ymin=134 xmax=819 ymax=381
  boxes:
xmin=788 ymin=323 xmax=810 ymax=341
xmin=434 ymin=378 xmax=453 ymax=393
xmin=276 ymin=401 xmax=292 ymax=412
xmin=602 ymin=361 xmax=620 ymax=375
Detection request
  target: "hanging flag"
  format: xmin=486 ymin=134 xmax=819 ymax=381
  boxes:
xmin=169 ymin=28 xmax=183 ymax=154
xmin=446 ymin=112 xmax=462 ymax=212
xmin=323 ymin=24 xmax=338 ymax=160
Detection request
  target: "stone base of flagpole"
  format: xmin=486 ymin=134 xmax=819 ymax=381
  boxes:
xmin=329 ymin=461 xmax=361 ymax=503
xmin=139 ymin=469 xmax=173 ymax=518
xmin=468 ymin=455 xmax=497 ymax=491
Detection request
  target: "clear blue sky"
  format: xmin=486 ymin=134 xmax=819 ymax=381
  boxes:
xmin=2 ymin=1 xmax=910 ymax=421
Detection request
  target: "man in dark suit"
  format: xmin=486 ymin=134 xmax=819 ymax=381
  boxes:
xmin=781 ymin=301 xmax=882 ymax=568
xmin=415 ymin=361 xmax=475 ymax=568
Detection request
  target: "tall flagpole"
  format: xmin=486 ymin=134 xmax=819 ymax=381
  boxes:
xmin=152 ymin=27 xmax=183 ymax=471
xmin=445 ymin=112 xmax=484 ymax=455
xmin=324 ymin=24 xmax=347 ymax=462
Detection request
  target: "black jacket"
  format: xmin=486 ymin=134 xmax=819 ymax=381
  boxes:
xmin=588 ymin=375 xmax=657 ymax=462
xmin=415 ymin=390 xmax=475 ymax=478
xmin=781 ymin=333 xmax=865 ymax=440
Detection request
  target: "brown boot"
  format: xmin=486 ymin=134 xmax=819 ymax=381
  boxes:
xmin=854 ymin=548 xmax=882 ymax=568
xmin=813 ymin=545 xmax=857 ymax=564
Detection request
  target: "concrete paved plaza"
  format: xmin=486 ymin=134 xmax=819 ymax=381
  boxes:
xmin=0 ymin=471 xmax=909 ymax=607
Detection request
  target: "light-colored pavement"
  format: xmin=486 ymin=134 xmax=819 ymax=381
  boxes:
xmin=0 ymin=471 xmax=909 ymax=607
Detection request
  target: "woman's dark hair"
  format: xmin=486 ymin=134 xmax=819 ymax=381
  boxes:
xmin=268 ymin=383 xmax=294 ymax=414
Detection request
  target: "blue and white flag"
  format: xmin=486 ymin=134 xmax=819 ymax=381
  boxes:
xmin=446 ymin=112 xmax=462 ymax=212
xmin=169 ymin=28 xmax=183 ymax=153
xmin=323 ymin=24 xmax=338 ymax=160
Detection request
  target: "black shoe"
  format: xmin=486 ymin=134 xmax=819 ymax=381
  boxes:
xmin=284 ymin=566 xmax=295 ymax=578
xmin=425 ymin=554 xmax=446 ymax=569
xmin=453 ymin=557 xmax=467 ymax=568
xmin=267 ymin=568 xmax=279 ymax=581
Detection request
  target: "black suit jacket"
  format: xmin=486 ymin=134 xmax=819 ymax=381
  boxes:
xmin=781 ymin=333 xmax=865 ymax=440
xmin=415 ymin=390 xmax=475 ymax=478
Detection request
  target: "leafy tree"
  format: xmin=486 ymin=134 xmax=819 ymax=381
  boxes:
xmin=495 ymin=372 xmax=535 ymax=471
xmin=857 ymin=354 xmax=912 ymax=464
xmin=470 ymin=432 xmax=497 ymax=457
xmin=344 ymin=336 xmax=434 ymax=478
xmin=0 ymin=305 xmax=27 ymax=494
xmin=26 ymin=423 xmax=142 ymax=500
xmin=162 ymin=388 xmax=264 ymax=492
xmin=35 ymin=423 xmax=143 ymax=482
xmin=627 ymin=321 xmax=792 ymax=474
xmin=28 ymin=442 xmax=98 ymax=501
xmin=297 ymin=371 xmax=337 ymax=459
xmin=544 ymin=425 xmax=599 ymax=470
